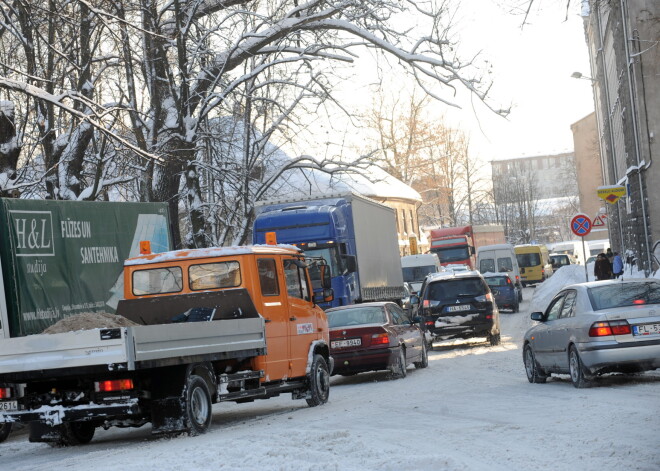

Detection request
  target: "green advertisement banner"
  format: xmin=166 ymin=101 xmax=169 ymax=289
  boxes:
xmin=0 ymin=199 xmax=171 ymax=337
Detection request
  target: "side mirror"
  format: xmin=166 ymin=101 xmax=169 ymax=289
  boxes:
xmin=412 ymin=315 xmax=422 ymax=323
xmin=342 ymin=254 xmax=357 ymax=273
xmin=314 ymin=288 xmax=334 ymax=304
xmin=530 ymin=312 xmax=544 ymax=321
xmin=320 ymin=265 xmax=332 ymax=289
xmin=410 ymin=295 xmax=420 ymax=305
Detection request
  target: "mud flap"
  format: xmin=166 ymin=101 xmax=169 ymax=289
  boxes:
xmin=151 ymin=397 xmax=186 ymax=434
xmin=29 ymin=422 xmax=63 ymax=443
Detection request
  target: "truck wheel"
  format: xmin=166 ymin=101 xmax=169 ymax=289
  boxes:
xmin=306 ymin=354 xmax=330 ymax=407
xmin=61 ymin=422 xmax=96 ymax=445
xmin=185 ymin=375 xmax=213 ymax=435
xmin=0 ymin=423 xmax=11 ymax=443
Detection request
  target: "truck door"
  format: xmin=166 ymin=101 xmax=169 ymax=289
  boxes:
xmin=256 ymin=257 xmax=290 ymax=381
xmin=282 ymin=258 xmax=318 ymax=378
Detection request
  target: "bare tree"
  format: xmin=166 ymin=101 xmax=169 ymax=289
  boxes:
xmin=1 ymin=0 xmax=500 ymax=247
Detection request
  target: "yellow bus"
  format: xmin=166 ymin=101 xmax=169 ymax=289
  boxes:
xmin=514 ymin=244 xmax=553 ymax=287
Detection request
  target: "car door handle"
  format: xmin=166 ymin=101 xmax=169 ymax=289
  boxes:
xmin=290 ymin=317 xmax=297 ymax=321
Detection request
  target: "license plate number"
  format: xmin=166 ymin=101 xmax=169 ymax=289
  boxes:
xmin=331 ymin=338 xmax=361 ymax=348
xmin=633 ymin=323 xmax=660 ymax=337
xmin=0 ymin=400 xmax=18 ymax=411
xmin=447 ymin=305 xmax=471 ymax=312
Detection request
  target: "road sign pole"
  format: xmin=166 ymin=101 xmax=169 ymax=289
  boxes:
xmin=582 ymin=237 xmax=588 ymax=281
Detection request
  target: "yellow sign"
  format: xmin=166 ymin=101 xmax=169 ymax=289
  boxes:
xmin=409 ymin=236 xmax=419 ymax=255
xmin=597 ymin=185 xmax=626 ymax=204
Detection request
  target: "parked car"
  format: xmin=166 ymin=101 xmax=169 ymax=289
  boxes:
xmin=411 ymin=270 xmax=501 ymax=348
xmin=326 ymin=302 xmax=428 ymax=378
xmin=483 ymin=273 xmax=520 ymax=312
xmin=523 ymin=279 xmax=660 ymax=388
xmin=549 ymin=253 xmax=579 ymax=270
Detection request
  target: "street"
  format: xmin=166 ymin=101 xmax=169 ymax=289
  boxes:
xmin=1 ymin=286 xmax=659 ymax=471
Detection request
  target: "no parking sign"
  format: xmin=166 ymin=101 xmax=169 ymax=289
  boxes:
xmin=570 ymin=213 xmax=592 ymax=237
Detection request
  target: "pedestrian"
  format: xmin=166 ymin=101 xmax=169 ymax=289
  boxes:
xmin=594 ymin=253 xmax=613 ymax=280
xmin=606 ymin=248 xmax=614 ymax=264
xmin=612 ymin=252 xmax=623 ymax=278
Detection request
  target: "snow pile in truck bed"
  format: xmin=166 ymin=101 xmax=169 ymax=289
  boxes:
xmin=42 ymin=312 xmax=138 ymax=334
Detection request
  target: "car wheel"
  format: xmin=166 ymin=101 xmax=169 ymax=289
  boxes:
xmin=0 ymin=423 xmax=12 ymax=443
xmin=185 ymin=375 xmax=213 ymax=435
xmin=521 ymin=282 xmax=526 ymax=288
xmin=306 ymin=354 xmax=330 ymax=406
xmin=488 ymin=332 xmax=501 ymax=346
xmin=390 ymin=347 xmax=407 ymax=379
xmin=523 ymin=345 xmax=547 ymax=383
xmin=569 ymin=346 xmax=593 ymax=389
xmin=413 ymin=341 xmax=429 ymax=369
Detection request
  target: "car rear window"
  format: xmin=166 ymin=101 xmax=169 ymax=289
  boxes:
xmin=517 ymin=253 xmax=541 ymax=267
xmin=327 ymin=307 xmax=387 ymax=328
xmin=588 ymin=282 xmax=660 ymax=310
xmin=485 ymin=276 xmax=509 ymax=287
xmin=426 ymin=278 xmax=487 ymax=302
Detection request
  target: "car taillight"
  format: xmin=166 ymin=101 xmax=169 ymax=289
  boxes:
xmin=475 ymin=293 xmax=493 ymax=303
xmin=0 ymin=387 xmax=12 ymax=399
xmin=506 ymin=278 xmax=512 ymax=285
xmin=425 ymin=321 xmax=434 ymax=327
xmin=371 ymin=333 xmax=389 ymax=346
xmin=423 ymin=299 xmax=430 ymax=308
xmin=633 ymin=299 xmax=646 ymax=305
xmin=589 ymin=320 xmax=631 ymax=337
xmin=516 ymin=275 xmax=520 ymax=282
xmin=95 ymin=379 xmax=134 ymax=392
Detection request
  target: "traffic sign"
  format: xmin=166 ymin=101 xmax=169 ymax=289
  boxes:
xmin=597 ymin=185 xmax=626 ymax=204
xmin=592 ymin=215 xmax=606 ymax=227
xmin=570 ymin=213 xmax=592 ymax=237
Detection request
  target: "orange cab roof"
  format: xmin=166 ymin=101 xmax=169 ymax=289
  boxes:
xmin=124 ymin=244 xmax=300 ymax=266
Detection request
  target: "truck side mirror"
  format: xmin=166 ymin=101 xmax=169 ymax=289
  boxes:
xmin=314 ymin=288 xmax=334 ymax=304
xmin=342 ymin=255 xmax=357 ymax=273
xmin=409 ymin=295 xmax=420 ymax=305
xmin=320 ymin=265 xmax=332 ymax=289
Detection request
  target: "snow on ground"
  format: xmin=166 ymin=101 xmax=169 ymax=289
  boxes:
xmin=2 ymin=282 xmax=659 ymax=471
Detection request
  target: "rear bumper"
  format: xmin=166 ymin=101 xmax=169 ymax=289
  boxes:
xmin=578 ymin=338 xmax=660 ymax=373
xmin=330 ymin=346 xmax=396 ymax=375
xmin=0 ymin=399 xmax=141 ymax=426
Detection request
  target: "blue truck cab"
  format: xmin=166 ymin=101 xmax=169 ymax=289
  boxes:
xmin=253 ymin=193 xmax=405 ymax=309
xmin=253 ymin=197 xmax=358 ymax=308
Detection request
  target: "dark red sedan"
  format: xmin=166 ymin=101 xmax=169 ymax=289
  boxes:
xmin=326 ymin=302 xmax=428 ymax=378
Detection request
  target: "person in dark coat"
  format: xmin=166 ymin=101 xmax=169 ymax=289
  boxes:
xmin=594 ymin=253 xmax=613 ymax=280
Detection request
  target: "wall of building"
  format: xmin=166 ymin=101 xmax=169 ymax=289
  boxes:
xmin=571 ymin=112 xmax=607 ymax=241
xmin=583 ymin=0 xmax=659 ymax=271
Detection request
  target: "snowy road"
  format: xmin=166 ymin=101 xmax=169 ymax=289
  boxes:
xmin=2 ymin=285 xmax=660 ymax=471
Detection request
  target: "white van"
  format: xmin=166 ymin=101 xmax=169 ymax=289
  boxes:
xmin=401 ymin=253 xmax=442 ymax=293
xmin=548 ymin=240 xmax=587 ymax=265
xmin=476 ymin=244 xmax=523 ymax=299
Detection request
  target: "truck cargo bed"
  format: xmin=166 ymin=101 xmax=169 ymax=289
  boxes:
xmin=0 ymin=318 xmax=266 ymax=378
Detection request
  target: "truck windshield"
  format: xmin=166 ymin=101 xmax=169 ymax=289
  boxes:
xmin=432 ymin=246 xmax=470 ymax=263
xmin=402 ymin=265 xmax=437 ymax=283
xmin=303 ymin=247 xmax=341 ymax=276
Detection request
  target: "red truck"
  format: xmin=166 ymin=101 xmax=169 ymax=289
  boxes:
xmin=429 ymin=225 xmax=505 ymax=269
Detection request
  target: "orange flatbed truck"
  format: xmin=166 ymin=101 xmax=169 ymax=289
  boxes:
xmin=0 ymin=241 xmax=333 ymax=445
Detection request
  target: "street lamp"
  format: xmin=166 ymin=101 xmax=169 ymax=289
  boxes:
xmin=571 ymin=71 xmax=595 ymax=81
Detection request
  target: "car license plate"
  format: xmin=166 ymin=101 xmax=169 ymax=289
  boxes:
xmin=447 ymin=304 xmax=471 ymax=312
xmin=633 ymin=323 xmax=660 ymax=337
xmin=0 ymin=400 xmax=18 ymax=411
xmin=331 ymin=338 xmax=361 ymax=348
